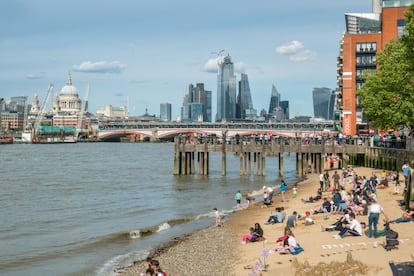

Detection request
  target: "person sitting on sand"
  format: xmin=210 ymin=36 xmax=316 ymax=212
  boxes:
xmin=312 ymin=197 xmax=332 ymax=214
xmin=242 ymin=222 xmax=265 ymax=243
xmin=321 ymin=209 xmax=351 ymax=232
xmin=276 ymin=229 xmax=302 ymax=254
xmin=389 ymin=202 xmax=414 ymax=223
xmin=276 ymin=226 xmax=296 ymax=250
xmin=242 ymin=227 xmax=258 ymax=244
xmin=150 ymin=259 xmax=166 ymax=276
xmin=333 ymin=212 xmax=362 ymax=239
xmin=286 ymin=211 xmax=298 ymax=228
xmin=253 ymin=222 xmax=265 ymax=241
xmin=301 ymin=188 xmax=322 ymax=203
xmin=331 ymin=189 xmax=342 ymax=211
xmin=303 ymin=211 xmax=314 ymax=225
xmin=264 ymin=207 xmax=284 ymax=225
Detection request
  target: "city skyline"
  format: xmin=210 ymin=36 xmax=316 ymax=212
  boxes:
xmin=0 ymin=0 xmax=373 ymax=119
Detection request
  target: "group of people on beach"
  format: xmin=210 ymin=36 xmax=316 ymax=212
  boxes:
xmin=241 ymin=223 xmax=265 ymax=244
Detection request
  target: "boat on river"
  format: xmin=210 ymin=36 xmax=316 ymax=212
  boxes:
xmin=0 ymin=136 xmax=13 ymax=144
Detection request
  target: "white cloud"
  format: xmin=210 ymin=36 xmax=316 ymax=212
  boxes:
xmin=72 ymin=61 xmax=127 ymax=73
xmin=275 ymin=40 xmax=316 ymax=62
xmin=234 ymin=62 xmax=246 ymax=74
xmin=275 ymin=40 xmax=304 ymax=55
xmin=289 ymin=49 xmax=317 ymax=61
xmin=26 ymin=72 xmax=45 ymax=79
xmin=203 ymin=58 xmax=219 ymax=73
xmin=203 ymin=58 xmax=246 ymax=74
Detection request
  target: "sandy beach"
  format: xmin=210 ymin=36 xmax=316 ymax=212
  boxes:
xmin=120 ymin=166 xmax=414 ymax=276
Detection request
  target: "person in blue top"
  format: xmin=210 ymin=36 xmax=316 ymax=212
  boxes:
xmin=402 ymin=162 xmax=411 ymax=188
xmin=235 ymin=190 xmax=242 ymax=209
xmin=280 ymin=179 xmax=287 ymax=202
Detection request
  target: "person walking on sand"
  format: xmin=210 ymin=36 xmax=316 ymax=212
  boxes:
xmin=393 ymin=170 xmax=400 ymax=194
xmin=235 ymin=190 xmax=242 ymax=209
xmin=324 ymin=170 xmax=330 ymax=191
xmin=280 ymin=179 xmax=287 ymax=202
xmin=332 ymin=170 xmax=340 ymax=189
xmin=368 ymin=198 xmax=388 ymax=238
xmin=319 ymin=172 xmax=324 ymax=191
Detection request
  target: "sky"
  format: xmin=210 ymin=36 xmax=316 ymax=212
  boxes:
xmin=0 ymin=0 xmax=373 ymax=119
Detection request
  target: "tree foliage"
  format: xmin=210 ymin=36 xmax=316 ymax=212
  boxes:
xmin=357 ymin=4 xmax=414 ymax=133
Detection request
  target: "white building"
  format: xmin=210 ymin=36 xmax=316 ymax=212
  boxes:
xmin=53 ymin=72 xmax=82 ymax=115
xmin=96 ymin=105 xmax=128 ymax=118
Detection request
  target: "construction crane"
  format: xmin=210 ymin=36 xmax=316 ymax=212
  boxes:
xmin=211 ymin=49 xmax=224 ymax=58
xmin=22 ymin=96 xmax=29 ymax=130
xmin=33 ymin=83 xmax=54 ymax=140
xmin=75 ymin=83 xmax=89 ymax=140
xmin=210 ymin=49 xmax=225 ymax=68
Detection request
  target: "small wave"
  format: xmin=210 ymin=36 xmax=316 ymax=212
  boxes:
xmin=97 ymin=249 xmax=150 ymax=276
xmin=156 ymin=222 xmax=170 ymax=232
xmin=128 ymin=216 xmax=197 ymax=239
xmin=129 ymin=230 xmax=141 ymax=239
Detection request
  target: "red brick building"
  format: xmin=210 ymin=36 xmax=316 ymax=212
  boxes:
xmin=337 ymin=0 xmax=412 ymax=136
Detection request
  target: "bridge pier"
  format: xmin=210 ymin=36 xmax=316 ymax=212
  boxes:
xmin=279 ymin=153 xmax=284 ymax=177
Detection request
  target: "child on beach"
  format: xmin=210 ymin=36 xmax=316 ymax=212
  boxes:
xmin=280 ymin=180 xmax=287 ymax=202
xmin=293 ymin=184 xmax=298 ymax=198
xmin=242 ymin=227 xmax=257 ymax=244
xmin=303 ymin=211 xmax=314 ymax=225
xmin=235 ymin=190 xmax=242 ymax=209
xmin=213 ymin=208 xmax=221 ymax=227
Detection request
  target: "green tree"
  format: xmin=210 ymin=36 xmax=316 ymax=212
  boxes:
xmin=358 ymin=5 xmax=414 ymax=134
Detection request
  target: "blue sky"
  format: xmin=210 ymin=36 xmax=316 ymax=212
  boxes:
xmin=0 ymin=0 xmax=373 ymax=119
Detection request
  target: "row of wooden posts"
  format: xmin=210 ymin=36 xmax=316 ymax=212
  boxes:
xmin=173 ymin=136 xmax=414 ymax=176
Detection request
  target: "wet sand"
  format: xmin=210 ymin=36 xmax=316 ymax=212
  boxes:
xmin=119 ymin=166 xmax=413 ymax=275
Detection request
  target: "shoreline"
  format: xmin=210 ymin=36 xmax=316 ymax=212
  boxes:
xmin=117 ymin=174 xmax=310 ymax=275
xmin=119 ymin=167 xmax=414 ymax=275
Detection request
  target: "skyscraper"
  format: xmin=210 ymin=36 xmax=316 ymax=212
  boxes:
xmin=160 ymin=102 xmax=172 ymax=121
xmin=216 ymin=54 xmax=236 ymax=122
xmin=180 ymin=83 xmax=212 ymax=122
xmin=268 ymin=85 xmax=280 ymax=114
xmin=279 ymin=100 xmax=290 ymax=121
xmin=237 ymin=73 xmax=256 ymax=120
xmin=312 ymin=87 xmax=335 ymax=120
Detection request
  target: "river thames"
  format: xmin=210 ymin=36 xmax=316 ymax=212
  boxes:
xmin=0 ymin=142 xmax=299 ymax=275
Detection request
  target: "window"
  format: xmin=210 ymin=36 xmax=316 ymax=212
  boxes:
xmin=397 ymin=19 xmax=406 ymax=37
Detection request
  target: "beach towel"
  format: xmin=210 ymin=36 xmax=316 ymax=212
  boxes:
xmin=290 ymin=244 xmax=304 ymax=255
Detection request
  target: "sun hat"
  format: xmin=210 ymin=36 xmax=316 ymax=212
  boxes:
xmin=305 ymin=211 xmax=311 ymax=216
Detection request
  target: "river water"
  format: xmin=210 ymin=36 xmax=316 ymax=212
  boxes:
xmin=0 ymin=143 xmax=299 ymax=276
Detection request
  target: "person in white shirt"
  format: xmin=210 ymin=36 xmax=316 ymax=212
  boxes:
xmin=333 ymin=213 xmax=362 ymax=239
xmin=368 ymin=198 xmax=388 ymax=238
xmin=319 ymin=172 xmax=324 ymax=191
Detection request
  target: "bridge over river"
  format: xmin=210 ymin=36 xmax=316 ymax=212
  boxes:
xmin=97 ymin=121 xmax=336 ymax=141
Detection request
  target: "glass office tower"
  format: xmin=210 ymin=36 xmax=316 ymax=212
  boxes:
xmin=216 ymin=54 xmax=236 ymax=122
xmin=237 ymin=73 xmax=256 ymax=120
